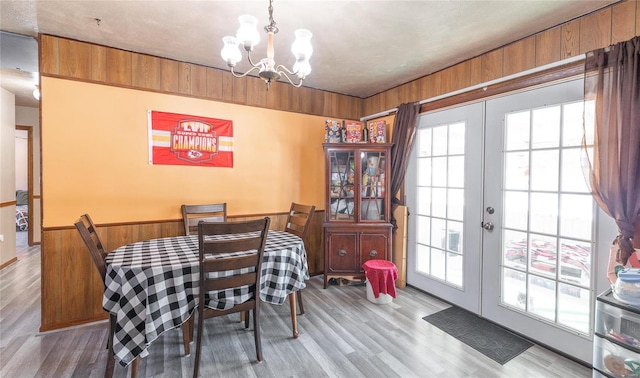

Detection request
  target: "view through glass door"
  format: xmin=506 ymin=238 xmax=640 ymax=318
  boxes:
xmin=407 ymin=78 xmax=615 ymax=363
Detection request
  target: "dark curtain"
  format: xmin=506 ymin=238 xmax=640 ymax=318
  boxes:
xmin=389 ymin=102 xmax=420 ymax=229
xmin=583 ymin=36 xmax=640 ymax=265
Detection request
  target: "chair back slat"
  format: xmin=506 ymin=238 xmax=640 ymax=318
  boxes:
xmin=74 ymin=214 xmax=108 ymax=283
xmin=285 ymin=203 xmax=315 ymax=239
xmin=181 ymin=203 xmax=227 ymax=235
xmin=203 ymin=254 xmax=259 ymax=272
xmin=201 ymin=236 xmax=266 ymax=255
xmin=203 ymin=273 xmax=257 ymax=292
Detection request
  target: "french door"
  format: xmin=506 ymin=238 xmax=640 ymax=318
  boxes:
xmin=406 ymin=102 xmax=484 ymax=313
xmin=407 ymin=78 xmax=616 ymax=363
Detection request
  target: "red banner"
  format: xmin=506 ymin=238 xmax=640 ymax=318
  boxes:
xmin=148 ymin=110 xmax=233 ymax=167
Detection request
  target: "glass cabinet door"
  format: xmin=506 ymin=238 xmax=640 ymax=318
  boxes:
xmin=328 ymin=150 xmax=356 ymax=220
xmin=360 ymin=150 xmax=386 ymax=221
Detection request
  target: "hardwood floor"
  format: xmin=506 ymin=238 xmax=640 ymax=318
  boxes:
xmin=0 ymin=245 xmax=591 ymax=377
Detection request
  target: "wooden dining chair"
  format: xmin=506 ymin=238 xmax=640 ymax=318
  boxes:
xmin=192 ymin=217 xmax=270 ymax=378
xmin=76 ymin=214 xmax=190 ymax=378
xmin=284 ymin=202 xmax=315 ymax=315
xmin=74 ymin=214 xmax=121 ymax=378
xmin=181 ymin=203 xmax=227 ymax=236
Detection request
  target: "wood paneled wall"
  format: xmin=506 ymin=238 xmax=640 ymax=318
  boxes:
xmin=40 ymin=211 xmax=324 ymax=332
xmin=39 ymin=35 xmax=362 ymax=121
xmin=363 ymin=0 xmax=640 ymax=116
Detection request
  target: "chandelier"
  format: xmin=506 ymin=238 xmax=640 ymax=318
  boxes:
xmin=220 ymin=0 xmax=313 ymax=90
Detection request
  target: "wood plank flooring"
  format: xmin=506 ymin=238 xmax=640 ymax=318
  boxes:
xmin=0 ymin=245 xmax=591 ymax=377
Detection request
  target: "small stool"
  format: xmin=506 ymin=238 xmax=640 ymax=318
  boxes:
xmin=362 ymin=260 xmax=398 ymax=304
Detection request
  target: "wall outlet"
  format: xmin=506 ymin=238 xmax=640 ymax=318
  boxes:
xmin=0 ymin=234 xmax=4 ymax=242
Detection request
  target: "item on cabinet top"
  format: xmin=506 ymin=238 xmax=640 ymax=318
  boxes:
xmin=325 ymin=119 xmax=343 ymax=143
xmin=344 ymin=121 xmax=364 ymax=143
xmin=368 ymin=120 xmax=387 ymax=143
xmin=614 ymin=268 xmax=640 ymax=306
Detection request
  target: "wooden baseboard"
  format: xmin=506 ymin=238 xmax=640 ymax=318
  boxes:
xmin=39 ymin=313 xmax=108 ymax=333
xmin=0 ymin=257 xmax=18 ymax=270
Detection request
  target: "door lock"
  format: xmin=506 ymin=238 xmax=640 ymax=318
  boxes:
xmin=482 ymin=222 xmax=494 ymax=231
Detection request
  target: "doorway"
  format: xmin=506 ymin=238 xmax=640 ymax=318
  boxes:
xmin=406 ymin=78 xmax=616 ymax=363
xmin=15 ymin=125 xmax=33 ymax=247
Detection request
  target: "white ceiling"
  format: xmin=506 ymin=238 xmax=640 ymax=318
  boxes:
xmin=0 ymin=0 xmax=620 ymax=108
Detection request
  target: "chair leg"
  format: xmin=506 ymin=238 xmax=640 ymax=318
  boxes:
xmin=296 ymin=290 xmax=305 ymax=315
xmin=244 ymin=310 xmax=250 ymax=329
xmin=105 ymin=315 xmax=116 ymax=378
xmin=193 ymin=307 xmax=204 ymax=378
xmin=130 ymin=357 xmax=139 ymax=378
xmin=253 ymin=308 xmax=263 ymax=362
xmin=181 ymin=314 xmax=193 ymax=355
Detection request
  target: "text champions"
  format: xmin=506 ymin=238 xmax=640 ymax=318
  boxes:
xmin=172 ymin=131 xmax=218 ymax=153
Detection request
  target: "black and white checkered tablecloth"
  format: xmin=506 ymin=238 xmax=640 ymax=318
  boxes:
xmin=103 ymin=230 xmax=308 ymax=367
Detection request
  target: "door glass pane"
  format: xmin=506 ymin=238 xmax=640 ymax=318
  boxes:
xmin=447 ymin=188 xmax=464 ymax=221
xmin=448 ymin=122 xmax=465 ymax=155
xmin=432 ymin=126 xmax=447 ymax=156
xmin=530 ymin=150 xmax=559 ymax=191
xmin=505 ymin=152 xmax=529 ymax=190
xmin=416 ymin=244 xmax=430 ymax=274
xmin=562 ymin=102 xmax=585 ymax=147
xmin=504 ymin=230 xmax=528 ymax=270
xmin=431 ymin=218 xmax=446 ymax=250
xmin=431 ymin=249 xmax=446 ymax=280
xmin=447 ymin=221 xmax=463 ymax=253
xmin=559 ymin=194 xmax=593 ymax=240
xmin=529 ymin=234 xmax=557 ymax=278
xmin=448 ymin=156 xmax=464 ymax=188
xmin=447 ymin=252 xmax=463 ymax=286
xmin=559 ymin=239 xmax=591 ymax=287
xmin=418 ymin=128 xmax=432 ymax=156
xmin=505 ymin=111 xmax=530 ymax=150
xmin=328 ymin=151 xmax=355 ymax=220
xmin=432 ymin=188 xmax=446 ymax=218
xmin=432 ymin=157 xmax=447 ymax=187
xmin=529 ymin=274 xmax=556 ymax=321
xmin=558 ymin=284 xmax=590 ymax=334
xmin=531 ymin=106 xmax=560 ymax=149
xmin=417 ymin=187 xmax=431 ymax=216
xmin=530 ymin=193 xmax=558 ymax=234
xmin=416 ymin=215 xmax=430 ymax=245
xmin=418 ymin=157 xmax=431 ymax=186
xmin=561 ymin=148 xmax=589 ymax=193
xmin=502 ymin=268 xmax=527 ymax=309
xmin=504 ymin=191 xmax=528 ymax=230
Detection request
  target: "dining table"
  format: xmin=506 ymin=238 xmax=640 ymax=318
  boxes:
xmin=102 ymin=230 xmax=309 ymax=367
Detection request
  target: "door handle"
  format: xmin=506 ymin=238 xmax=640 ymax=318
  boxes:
xmin=482 ymin=222 xmax=494 ymax=231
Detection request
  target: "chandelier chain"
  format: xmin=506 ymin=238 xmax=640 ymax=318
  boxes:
xmin=266 ymin=0 xmax=278 ymax=33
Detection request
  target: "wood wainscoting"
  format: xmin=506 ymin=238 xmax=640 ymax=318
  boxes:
xmin=40 ymin=211 xmax=324 ymax=332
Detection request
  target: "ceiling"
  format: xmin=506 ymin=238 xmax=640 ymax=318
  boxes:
xmin=0 ymin=0 xmax=620 ymax=108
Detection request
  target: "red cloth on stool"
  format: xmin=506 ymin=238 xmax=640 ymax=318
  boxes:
xmin=362 ymin=260 xmax=398 ymax=298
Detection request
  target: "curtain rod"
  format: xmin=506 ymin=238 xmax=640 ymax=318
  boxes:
xmin=360 ymin=53 xmax=586 ymax=122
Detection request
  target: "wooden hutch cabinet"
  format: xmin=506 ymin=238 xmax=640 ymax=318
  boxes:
xmin=323 ymin=143 xmax=393 ymax=288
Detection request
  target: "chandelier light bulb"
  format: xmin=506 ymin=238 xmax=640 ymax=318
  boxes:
xmin=236 ymin=15 xmax=260 ymax=50
xmin=221 ymin=36 xmax=242 ymax=66
xmin=293 ymin=60 xmax=311 ymax=78
xmin=291 ymin=29 xmax=313 ymax=60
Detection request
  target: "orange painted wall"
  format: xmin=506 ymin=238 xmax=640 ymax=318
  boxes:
xmin=41 ymin=77 xmax=327 ymax=227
